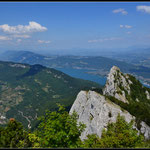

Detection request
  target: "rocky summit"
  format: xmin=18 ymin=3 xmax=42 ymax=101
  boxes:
xmin=69 ymin=66 xmax=150 ymax=140
xmin=103 ymin=66 xmax=132 ymax=103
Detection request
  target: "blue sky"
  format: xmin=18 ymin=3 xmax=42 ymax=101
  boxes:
xmin=0 ymin=2 xmax=150 ymax=54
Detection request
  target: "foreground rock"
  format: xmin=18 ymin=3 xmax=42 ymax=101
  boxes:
xmin=69 ymin=90 xmax=150 ymax=140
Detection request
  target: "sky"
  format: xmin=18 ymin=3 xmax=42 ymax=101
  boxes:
xmin=0 ymin=2 xmax=150 ymax=54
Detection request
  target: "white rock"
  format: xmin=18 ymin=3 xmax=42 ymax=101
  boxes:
xmin=69 ymin=90 xmax=150 ymax=140
xmin=145 ymin=90 xmax=150 ymax=100
xmin=103 ymin=66 xmax=132 ymax=103
xmin=140 ymin=121 xmax=150 ymax=140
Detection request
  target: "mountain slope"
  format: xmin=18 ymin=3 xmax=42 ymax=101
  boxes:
xmin=0 ymin=61 xmax=102 ymax=129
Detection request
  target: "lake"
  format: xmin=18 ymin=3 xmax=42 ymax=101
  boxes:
xmin=55 ymin=68 xmax=107 ymax=86
xmin=56 ymin=68 xmax=150 ymax=89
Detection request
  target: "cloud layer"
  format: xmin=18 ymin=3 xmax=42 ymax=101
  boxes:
xmin=112 ymin=8 xmax=128 ymax=15
xmin=0 ymin=35 xmax=11 ymax=41
xmin=0 ymin=21 xmax=47 ymax=34
xmin=0 ymin=21 xmax=50 ymax=44
xmin=136 ymin=5 xmax=150 ymax=14
xmin=38 ymin=40 xmax=51 ymax=44
xmin=11 ymin=34 xmax=31 ymax=39
xmin=88 ymin=37 xmax=122 ymax=43
xmin=120 ymin=25 xmax=132 ymax=29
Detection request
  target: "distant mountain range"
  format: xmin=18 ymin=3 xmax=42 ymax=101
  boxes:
xmin=100 ymin=48 xmax=150 ymax=68
xmin=0 ymin=60 xmax=101 ymax=129
xmin=0 ymin=50 xmax=150 ymax=85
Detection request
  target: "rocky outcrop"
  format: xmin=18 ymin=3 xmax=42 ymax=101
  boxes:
xmin=69 ymin=90 xmax=150 ymax=140
xmin=145 ymin=90 xmax=150 ymax=100
xmin=69 ymin=66 xmax=150 ymax=140
xmin=103 ymin=66 xmax=132 ymax=103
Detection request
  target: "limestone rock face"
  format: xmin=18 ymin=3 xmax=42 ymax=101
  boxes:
xmin=145 ymin=90 xmax=150 ymax=100
xmin=69 ymin=90 xmax=150 ymax=140
xmin=140 ymin=121 xmax=150 ymax=139
xmin=103 ymin=66 xmax=132 ymax=103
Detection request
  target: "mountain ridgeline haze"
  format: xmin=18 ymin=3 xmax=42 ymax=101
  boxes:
xmin=0 ymin=50 xmax=150 ymax=87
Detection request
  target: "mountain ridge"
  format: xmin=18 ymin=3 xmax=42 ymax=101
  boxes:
xmin=1 ymin=50 xmax=150 ymax=86
xmin=69 ymin=66 xmax=150 ymax=140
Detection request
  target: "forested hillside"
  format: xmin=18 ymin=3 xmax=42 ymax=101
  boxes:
xmin=0 ymin=61 xmax=101 ymax=129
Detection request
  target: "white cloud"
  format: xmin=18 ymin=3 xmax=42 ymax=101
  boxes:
xmin=12 ymin=34 xmax=31 ymax=38
xmin=112 ymin=8 xmax=128 ymax=15
xmin=120 ymin=25 xmax=124 ymax=28
xmin=17 ymin=39 xmax=22 ymax=43
xmin=38 ymin=40 xmax=51 ymax=44
xmin=127 ymin=31 xmax=131 ymax=34
xmin=0 ymin=35 xmax=11 ymax=40
xmin=125 ymin=25 xmax=132 ymax=29
xmin=0 ymin=21 xmax=47 ymax=34
xmin=120 ymin=25 xmax=132 ymax=29
xmin=88 ymin=37 xmax=122 ymax=43
xmin=136 ymin=5 xmax=150 ymax=14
